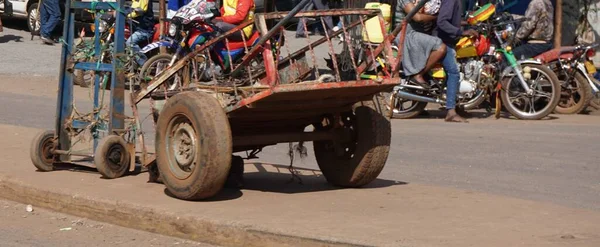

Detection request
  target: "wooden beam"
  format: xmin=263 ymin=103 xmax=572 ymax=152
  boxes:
xmin=554 ymin=0 xmax=562 ymax=48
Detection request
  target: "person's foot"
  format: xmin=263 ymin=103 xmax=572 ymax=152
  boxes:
xmin=295 ymin=33 xmax=309 ymax=38
xmin=41 ymin=36 xmax=55 ymax=45
xmin=445 ymin=109 xmax=469 ymax=123
xmin=408 ymin=76 xmax=430 ymax=89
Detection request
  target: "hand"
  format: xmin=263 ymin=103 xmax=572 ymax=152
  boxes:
xmin=211 ymin=17 xmax=222 ymax=24
xmin=463 ymin=29 xmax=479 ymax=37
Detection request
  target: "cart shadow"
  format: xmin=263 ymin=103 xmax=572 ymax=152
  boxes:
xmin=240 ymin=163 xmax=406 ymax=194
xmin=162 ymin=162 xmax=406 ymax=202
xmin=49 ymin=161 xmax=147 ymax=178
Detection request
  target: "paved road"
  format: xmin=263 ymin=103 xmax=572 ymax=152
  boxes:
xmin=1 ymin=23 xmax=599 ymax=213
xmin=0 ymin=199 xmax=211 ymax=246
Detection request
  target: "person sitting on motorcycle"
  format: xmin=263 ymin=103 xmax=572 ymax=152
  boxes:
xmin=119 ymin=0 xmax=155 ymax=64
xmin=511 ymin=0 xmax=554 ymax=60
xmin=394 ymin=0 xmax=447 ymax=89
xmin=211 ymin=0 xmax=255 ymax=42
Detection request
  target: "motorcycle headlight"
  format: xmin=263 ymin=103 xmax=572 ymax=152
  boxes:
xmin=98 ymin=20 xmax=107 ymax=33
xmin=168 ymin=24 xmax=177 ymax=37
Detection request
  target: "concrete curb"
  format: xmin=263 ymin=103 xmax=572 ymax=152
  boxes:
xmin=0 ymin=176 xmax=368 ymax=247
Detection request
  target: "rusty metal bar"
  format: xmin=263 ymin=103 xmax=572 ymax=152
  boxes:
xmin=271 ymin=18 xmax=365 ymax=74
xmin=389 ymin=0 xmax=428 ymax=75
xmin=261 ymin=9 xmax=380 ymax=19
xmin=358 ymin=15 xmax=378 ymax=74
xmin=233 ymin=131 xmax=335 ymax=146
xmin=303 ymin=17 xmax=320 ymax=79
xmin=133 ymin=19 xmax=254 ymax=104
xmin=340 ymin=18 xmax=360 ymax=80
xmin=320 ymin=17 xmax=341 ymax=81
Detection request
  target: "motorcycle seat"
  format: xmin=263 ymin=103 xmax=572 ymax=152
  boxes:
xmin=534 ymin=46 xmax=577 ymax=63
xmin=226 ymin=31 xmax=261 ymax=51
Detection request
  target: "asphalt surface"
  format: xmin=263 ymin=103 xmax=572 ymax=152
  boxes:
xmin=1 ymin=20 xmax=600 ymax=215
xmin=0 ymin=199 xmax=212 ymax=246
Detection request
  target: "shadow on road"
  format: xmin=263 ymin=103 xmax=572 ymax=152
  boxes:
xmin=161 ymin=162 xmax=406 ymax=202
xmin=241 ymin=163 xmax=406 ymax=194
xmin=0 ymin=34 xmax=23 ymax=43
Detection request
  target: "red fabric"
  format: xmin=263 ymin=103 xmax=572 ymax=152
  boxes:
xmin=217 ymin=0 xmax=254 ymax=25
xmin=226 ymin=31 xmax=260 ymax=50
xmin=534 ymin=46 xmax=577 ymax=63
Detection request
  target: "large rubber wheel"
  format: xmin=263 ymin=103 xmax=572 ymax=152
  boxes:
xmin=554 ymin=72 xmax=593 ymax=114
xmin=155 ymin=91 xmax=232 ymax=200
xmin=313 ymin=95 xmax=391 ymax=187
xmin=500 ymin=64 xmax=561 ymax=120
xmin=94 ymin=135 xmax=131 ymax=179
xmin=30 ymin=130 xmax=56 ymax=172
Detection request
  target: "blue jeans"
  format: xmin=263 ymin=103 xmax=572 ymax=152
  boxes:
xmin=296 ymin=0 xmax=334 ymax=36
xmin=40 ymin=0 xmax=61 ymax=38
xmin=126 ymin=30 xmax=152 ymax=65
xmin=442 ymin=46 xmax=460 ymax=110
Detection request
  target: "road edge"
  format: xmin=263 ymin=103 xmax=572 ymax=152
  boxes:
xmin=0 ymin=175 xmax=368 ymax=247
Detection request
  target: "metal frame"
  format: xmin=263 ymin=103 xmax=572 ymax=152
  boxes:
xmin=55 ymin=0 xmax=126 ymax=161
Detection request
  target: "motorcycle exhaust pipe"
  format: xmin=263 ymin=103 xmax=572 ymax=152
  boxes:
xmin=395 ymin=90 xmax=443 ymax=104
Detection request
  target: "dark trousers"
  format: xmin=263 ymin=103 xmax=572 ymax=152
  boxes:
xmin=512 ymin=42 xmax=553 ymax=61
xmin=215 ymin=22 xmax=245 ymax=42
xmin=296 ymin=0 xmax=334 ymax=36
xmin=40 ymin=0 xmax=61 ymax=38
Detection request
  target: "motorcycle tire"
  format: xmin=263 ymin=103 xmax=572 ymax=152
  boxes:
xmin=139 ymin=54 xmax=178 ymax=90
xmin=500 ymin=64 xmax=561 ymax=120
xmin=385 ymin=91 xmax=428 ymax=119
xmin=554 ymin=72 xmax=593 ymax=115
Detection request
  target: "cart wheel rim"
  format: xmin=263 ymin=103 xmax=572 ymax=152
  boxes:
xmin=40 ymin=137 xmax=54 ymax=164
xmin=107 ymin=144 xmax=127 ymax=171
xmin=166 ymin=114 xmax=198 ymax=180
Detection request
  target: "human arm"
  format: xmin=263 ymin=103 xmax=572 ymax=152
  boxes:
xmin=218 ymin=0 xmax=253 ymax=24
xmin=436 ymin=0 xmax=462 ymax=37
xmin=127 ymin=0 xmax=149 ymax=19
xmin=515 ymin=0 xmax=541 ymax=41
xmin=403 ymin=2 xmax=437 ymax=22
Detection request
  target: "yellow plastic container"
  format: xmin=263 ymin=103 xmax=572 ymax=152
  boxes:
xmin=455 ymin=37 xmax=478 ymax=58
xmin=362 ymin=2 xmax=392 ymax=43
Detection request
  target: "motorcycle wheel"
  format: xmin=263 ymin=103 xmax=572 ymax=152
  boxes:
xmin=139 ymin=54 xmax=180 ymax=91
xmin=384 ymin=90 xmax=428 ymax=119
xmin=554 ymin=72 xmax=593 ymax=114
xmin=500 ymin=64 xmax=561 ymax=120
xmin=461 ymin=88 xmax=487 ymax=110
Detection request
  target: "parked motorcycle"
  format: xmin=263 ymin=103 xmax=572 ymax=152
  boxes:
xmin=534 ymin=43 xmax=600 ymax=114
xmin=388 ymin=5 xmax=561 ymax=120
xmin=73 ymin=11 xmax=164 ymax=88
xmin=138 ymin=0 xmax=267 ymax=89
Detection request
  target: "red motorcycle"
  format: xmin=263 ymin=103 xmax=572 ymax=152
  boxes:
xmin=535 ymin=44 xmax=600 ymax=114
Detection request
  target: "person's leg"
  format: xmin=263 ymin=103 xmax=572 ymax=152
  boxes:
xmin=44 ymin=0 xmax=61 ymax=38
xmin=313 ymin=0 xmax=334 ymax=30
xmin=442 ymin=46 xmax=467 ymax=122
xmin=215 ymin=21 xmax=244 ymax=42
xmin=127 ymin=30 xmax=152 ymax=65
xmin=414 ymin=43 xmax=447 ymax=83
xmin=296 ymin=1 xmax=316 ymax=37
xmin=39 ymin=1 xmax=50 ymax=38
xmin=512 ymin=43 xmax=552 ymax=61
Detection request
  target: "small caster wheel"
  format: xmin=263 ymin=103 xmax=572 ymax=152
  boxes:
xmin=94 ymin=135 xmax=130 ymax=179
xmin=30 ymin=130 xmax=56 ymax=172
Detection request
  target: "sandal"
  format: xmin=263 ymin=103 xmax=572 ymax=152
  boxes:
xmin=408 ymin=76 xmax=430 ymax=89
